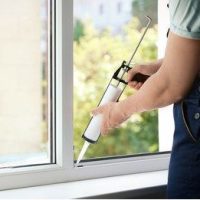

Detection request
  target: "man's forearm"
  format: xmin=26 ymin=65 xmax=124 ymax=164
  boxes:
xmin=119 ymin=68 xmax=182 ymax=117
xmin=120 ymin=32 xmax=200 ymax=117
xmin=149 ymin=58 xmax=163 ymax=72
xmin=93 ymin=32 xmax=200 ymax=134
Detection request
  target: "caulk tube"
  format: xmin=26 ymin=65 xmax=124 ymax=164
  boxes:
xmin=82 ymin=62 xmax=129 ymax=143
xmin=82 ymin=84 xmax=123 ymax=143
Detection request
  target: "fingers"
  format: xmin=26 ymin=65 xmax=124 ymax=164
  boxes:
xmin=127 ymin=69 xmax=137 ymax=82
xmin=91 ymin=105 xmax=110 ymax=135
xmin=99 ymin=106 xmax=110 ymax=135
xmin=127 ymin=65 xmax=142 ymax=82
xmin=91 ymin=102 xmax=120 ymax=135
xmin=91 ymin=105 xmax=106 ymax=116
xmin=90 ymin=105 xmax=108 ymax=135
xmin=135 ymin=82 xmax=143 ymax=90
xmin=127 ymin=65 xmax=143 ymax=90
xmin=101 ymin=120 xmax=121 ymax=135
xmin=101 ymin=124 xmax=109 ymax=135
xmin=101 ymin=117 xmax=112 ymax=135
xmin=128 ymin=81 xmax=143 ymax=90
xmin=128 ymin=81 xmax=137 ymax=88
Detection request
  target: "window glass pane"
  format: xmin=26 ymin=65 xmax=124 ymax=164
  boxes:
xmin=0 ymin=0 xmax=52 ymax=168
xmin=74 ymin=0 xmax=167 ymax=161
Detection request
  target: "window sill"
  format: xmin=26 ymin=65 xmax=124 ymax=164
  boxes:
xmin=0 ymin=170 xmax=168 ymax=199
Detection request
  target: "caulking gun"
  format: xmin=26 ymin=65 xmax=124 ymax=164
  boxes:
xmin=76 ymin=16 xmax=152 ymax=166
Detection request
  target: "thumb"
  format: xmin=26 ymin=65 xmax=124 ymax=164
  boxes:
xmin=91 ymin=105 xmax=106 ymax=116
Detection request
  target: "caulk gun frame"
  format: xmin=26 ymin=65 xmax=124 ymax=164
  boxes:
xmin=112 ymin=61 xmax=150 ymax=85
xmin=112 ymin=60 xmax=131 ymax=85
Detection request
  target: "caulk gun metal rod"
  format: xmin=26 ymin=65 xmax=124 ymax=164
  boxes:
xmin=116 ymin=16 xmax=152 ymax=87
xmin=127 ymin=16 xmax=152 ymax=67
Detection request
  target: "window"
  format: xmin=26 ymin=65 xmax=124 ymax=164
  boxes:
xmin=0 ymin=0 xmax=55 ymax=168
xmin=73 ymin=0 xmax=172 ymax=163
xmin=0 ymin=0 xmax=172 ymax=191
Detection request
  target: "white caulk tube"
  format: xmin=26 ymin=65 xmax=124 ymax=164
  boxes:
xmin=82 ymin=84 xmax=123 ymax=143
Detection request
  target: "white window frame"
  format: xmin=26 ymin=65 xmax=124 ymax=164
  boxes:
xmin=158 ymin=0 xmax=174 ymax=152
xmin=0 ymin=0 xmax=171 ymax=191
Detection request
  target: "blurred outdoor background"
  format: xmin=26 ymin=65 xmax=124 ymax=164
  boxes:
xmin=73 ymin=0 xmax=159 ymax=160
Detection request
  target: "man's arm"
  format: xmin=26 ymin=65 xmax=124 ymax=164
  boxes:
xmin=92 ymin=32 xmax=200 ymax=134
xmin=120 ymin=32 xmax=200 ymax=116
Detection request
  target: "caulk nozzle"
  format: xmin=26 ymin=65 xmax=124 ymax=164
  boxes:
xmin=76 ymin=157 xmax=81 ymax=166
xmin=75 ymin=141 xmax=90 ymax=167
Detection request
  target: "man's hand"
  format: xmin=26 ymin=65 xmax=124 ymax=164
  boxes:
xmin=92 ymin=102 xmax=129 ymax=135
xmin=91 ymin=60 xmax=163 ymax=135
xmin=127 ymin=60 xmax=162 ymax=90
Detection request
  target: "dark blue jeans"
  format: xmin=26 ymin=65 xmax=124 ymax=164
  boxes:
xmin=167 ymin=78 xmax=200 ymax=199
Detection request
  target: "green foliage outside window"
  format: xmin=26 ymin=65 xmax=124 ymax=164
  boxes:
xmin=74 ymin=19 xmax=85 ymax=42
xmin=74 ymin=18 xmax=158 ymax=160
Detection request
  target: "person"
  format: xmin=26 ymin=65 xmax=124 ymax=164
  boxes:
xmin=92 ymin=0 xmax=200 ymax=198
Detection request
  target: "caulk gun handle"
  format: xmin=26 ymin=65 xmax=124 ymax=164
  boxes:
xmin=132 ymin=73 xmax=150 ymax=83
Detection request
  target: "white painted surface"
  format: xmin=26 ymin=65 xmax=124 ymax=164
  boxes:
xmin=0 ymin=170 xmax=168 ymax=199
xmin=158 ymin=0 xmax=174 ymax=152
xmin=159 ymin=106 xmax=174 ymax=152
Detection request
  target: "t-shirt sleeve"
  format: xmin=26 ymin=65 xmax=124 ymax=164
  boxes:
xmin=169 ymin=0 xmax=200 ymax=40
